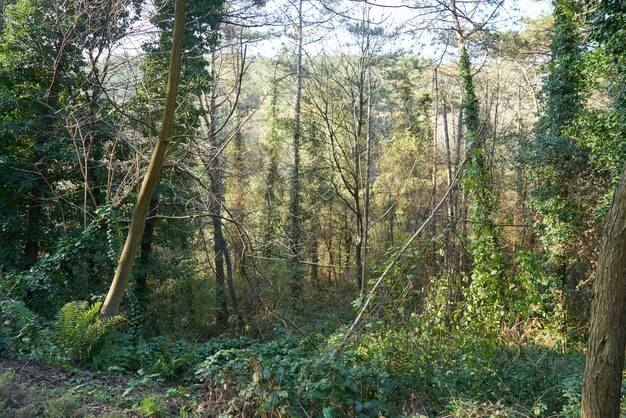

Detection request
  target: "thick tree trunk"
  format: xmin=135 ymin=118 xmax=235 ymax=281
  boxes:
xmin=204 ymin=47 xmax=229 ymax=329
xmin=262 ymin=80 xmax=280 ymax=255
xmin=581 ymin=165 xmax=626 ymax=418
xmin=100 ymin=0 xmax=186 ymax=320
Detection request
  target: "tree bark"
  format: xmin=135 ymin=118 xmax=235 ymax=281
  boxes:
xmin=581 ymin=165 xmax=626 ymax=418
xmin=100 ymin=0 xmax=186 ymax=320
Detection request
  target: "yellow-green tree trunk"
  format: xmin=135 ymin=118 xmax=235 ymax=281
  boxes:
xmin=100 ymin=0 xmax=187 ymax=320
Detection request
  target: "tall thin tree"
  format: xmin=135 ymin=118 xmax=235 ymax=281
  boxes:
xmin=100 ymin=0 xmax=187 ymax=320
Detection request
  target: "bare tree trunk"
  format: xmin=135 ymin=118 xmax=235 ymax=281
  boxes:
xmin=217 ymin=215 xmax=243 ymax=330
xmin=581 ymin=165 xmax=626 ymax=418
xmin=456 ymin=101 xmax=465 ymax=276
xmin=361 ymin=7 xmax=373 ymax=295
xmin=206 ymin=46 xmax=229 ymax=329
xmin=514 ymin=85 xmax=526 ymax=249
xmin=442 ymin=94 xmax=456 ymax=282
xmin=201 ymin=44 xmax=244 ymax=329
xmin=442 ymin=98 xmax=454 ymax=212
xmin=210 ymin=216 xmax=228 ymax=327
xmin=432 ymin=69 xmax=439 ymax=205
xmin=100 ymin=0 xmax=186 ymax=320
xmin=310 ymin=232 xmax=319 ymax=287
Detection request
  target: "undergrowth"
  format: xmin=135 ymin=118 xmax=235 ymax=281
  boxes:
xmin=0 ymin=292 xmax=588 ymax=417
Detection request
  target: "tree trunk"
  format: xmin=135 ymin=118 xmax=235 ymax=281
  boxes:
xmin=262 ymin=79 xmax=280 ymax=255
xmin=136 ymin=192 xmax=159 ymax=301
xmin=23 ymin=187 xmax=42 ymax=268
xmin=231 ymin=120 xmax=248 ymax=279
xmin=432 ymin=69 xmax=438 ymax=207
xmin=222 ymin=230 xmax=243 ymax=330
xmin=362 ymin=38 xmax=372 ymax=295
xmin=310 ymin=233 xmax=319 ymax=286
xmin=442 ymin=95 xmax=455 ymax=273
xmin=289 ymin=0 xmax=304 ymax=301
xmin=581 ymin=165 xmax=626 ymax=418
xmin=100 ymin=0 xmax=186 ymax=320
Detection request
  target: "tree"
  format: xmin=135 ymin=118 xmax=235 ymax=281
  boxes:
xmin=581 ymin=163 xmax=626 ymax=417
xmin=288 ymin=0 xmax=304 ymax=302
xmin=526 ymin=0 xmax=589 ymax=341
xmin=444 ymin=0 xmax=506 ymax=334
xmin=306 ymin=8 xmax=382 ymax=292
xmin=0 ymin=0 xmax=82 ymax=269
xmin=197 ymin=31 xmax=246 ymax=330
xmin=581 ymin=1 xmax=626 ymax=415
xmin=100 ymin=0 xmax=187 ymax=320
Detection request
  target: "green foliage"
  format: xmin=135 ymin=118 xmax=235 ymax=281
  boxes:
xmin=0 ymin=299 xmax=39 ymax=355
xmin=517 ymin=0 xmax=601 ymax=346
xmin=459 ymin=43 xmax=506 ymax=340
xmin=53 ymin=301 xmax=123 ymax=364
xmin=0 ymin=1 xmax=616 ymax=417
xmin=524 ymin=0 xmax=592 ymax=270
xmin=195 ymin=335 xmax=404 ymax=417
xmin=459 ymin=46 xmax=480 ymax=136
xmin=135 ymin=394 xmax=165 ymax=418
xmin=5 ymin=206 xmax=119 ymax=317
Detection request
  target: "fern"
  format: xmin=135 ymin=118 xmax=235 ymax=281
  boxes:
xmin=0 ymin=299 xmax=38 ymax=354
xmin=53 ymin=301 xmax=123 ymax=363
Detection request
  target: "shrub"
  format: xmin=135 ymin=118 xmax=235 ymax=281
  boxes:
xmin=53 ymin=301 xmax=123 ymax=364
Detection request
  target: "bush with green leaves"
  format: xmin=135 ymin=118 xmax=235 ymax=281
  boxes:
xmin=93 ymin=334 xmax=253 ymax=382
xmin=194 ymin=335 xmax=409 ymax=417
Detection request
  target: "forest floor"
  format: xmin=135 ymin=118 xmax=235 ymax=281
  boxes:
xmin=0 ymin=357 xmax=208 ymax=417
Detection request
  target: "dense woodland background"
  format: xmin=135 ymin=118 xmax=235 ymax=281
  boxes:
xmin=0 ymin=0 xmax=625 ymax=416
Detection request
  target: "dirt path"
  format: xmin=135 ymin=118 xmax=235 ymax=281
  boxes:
xmin=0 ymin=357 xmax=204 ymax=417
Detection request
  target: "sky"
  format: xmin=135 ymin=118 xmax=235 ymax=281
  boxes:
xmin=116 ymin=0 xmax=554 ymax=60
xmin=250 ymin=0 xmax=553 ymax=59
xmin=518 ymin=0 xmax=552 ymax=20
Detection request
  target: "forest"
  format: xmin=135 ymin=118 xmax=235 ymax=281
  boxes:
xmin=0 ymin=0 xmax=624 ymax=416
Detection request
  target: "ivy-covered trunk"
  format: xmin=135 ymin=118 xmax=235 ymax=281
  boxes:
xmin=458 ymin=43 xmax=503 ymax=334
